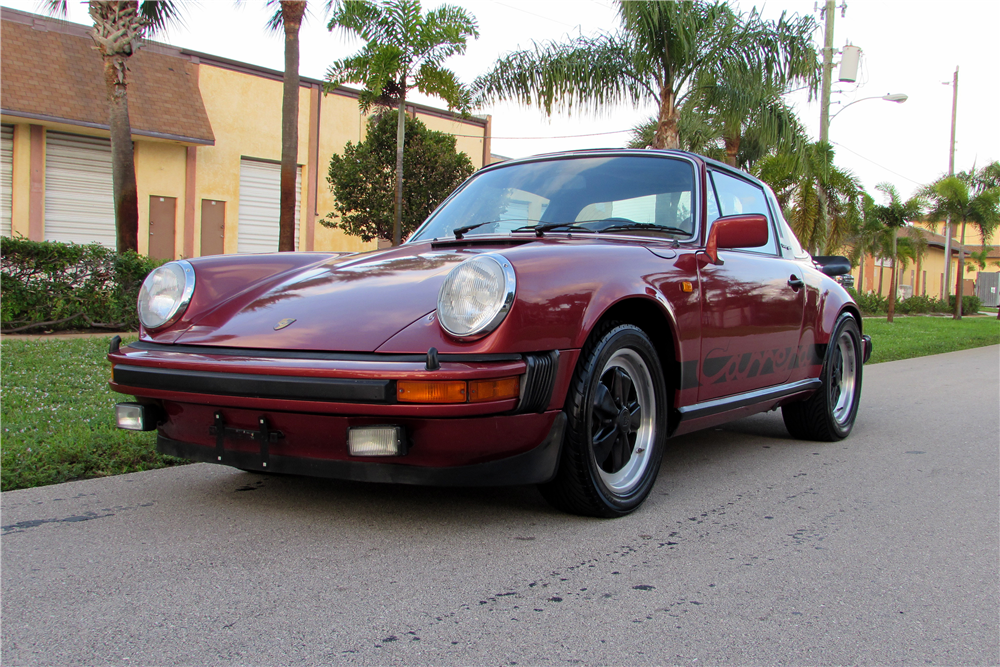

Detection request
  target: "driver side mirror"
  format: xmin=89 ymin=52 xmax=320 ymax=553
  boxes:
xmin=701 ymin=214 xmax=769 ymax=265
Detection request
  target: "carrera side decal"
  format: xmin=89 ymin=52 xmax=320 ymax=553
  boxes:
xmin=701 ymin=345 xmax=823 ymax=386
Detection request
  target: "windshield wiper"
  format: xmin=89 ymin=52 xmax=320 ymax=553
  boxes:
xmin=453 ymin=221 xmax=496 ymax=239
xmin=512 ymin=222 xmax=595 ymax=237
xmin=598 ymin=222 xmax=690 ymax=236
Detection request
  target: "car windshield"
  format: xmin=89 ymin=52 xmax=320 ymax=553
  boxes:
xmin=409 ymin=155 xmax=697 ymax=242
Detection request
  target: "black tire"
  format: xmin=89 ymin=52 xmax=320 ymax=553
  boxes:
xmin=782 ymin=313 xmax=863 ymax=441
xmin=540 ymin=322 xmax=667 ymax=517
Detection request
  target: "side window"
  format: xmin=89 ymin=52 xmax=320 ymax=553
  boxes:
xmin=708 ymin=171 xmax=778 ymax=256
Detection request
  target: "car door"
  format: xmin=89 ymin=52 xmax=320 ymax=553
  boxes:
xmin=697 ymin=169 xmax=806 ymax=402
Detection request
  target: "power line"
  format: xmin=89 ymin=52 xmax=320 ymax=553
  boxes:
xmin=486 ymin=0 xmax=579 ymax=30
xmin=831 ymin=141 xmax=924 ymax=186
xmin=451 ymin=128 xmax=634 ymax=140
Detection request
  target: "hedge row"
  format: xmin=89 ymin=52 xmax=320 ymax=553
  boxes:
xmin=1 ymin=237 xmax=162 ymax=333
xmin=846 ymin=287 xmax=982 ymax=316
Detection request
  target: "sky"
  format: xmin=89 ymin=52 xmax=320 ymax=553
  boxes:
xmin=6 ymin=0 xmax=998 ymax=201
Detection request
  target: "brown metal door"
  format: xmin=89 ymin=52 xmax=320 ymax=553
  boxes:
xmin=148 ymin=196 xmax=176 ymax=260
xmin=200 ymin=199 xmax=226 ymax=256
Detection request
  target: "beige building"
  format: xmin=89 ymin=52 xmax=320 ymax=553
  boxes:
xmin=848 ymin=222 xmax=1000 ymax=301
xmin=0 ymin=7 xmax=491 ymax=258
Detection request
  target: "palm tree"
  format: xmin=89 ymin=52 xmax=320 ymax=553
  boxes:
xmin=754 ymin=142 xmax=862 ymax=255
xmin=843 ymin=191 xmax=879 ymax=293
xmin=871 ymin=183 xmax=924 ymax=323
xmin=255 ymin=1 xmax=334 ymax=252
xmin=473 ymin=0 xmax=817 ymax=150
xmin=687 ymin=66 xmax=807 ymax=168
xmin=275 ymin=1 xmax=307 ymax=252
xmin=45 ymin=1 xmax=185 ymax=253
xmin=925 ymin=167 xmax=1000 ymax=319
xmin=326 ymin=0 xmax=478 ymax=246
xmin=627 ymin=104 xmax=719 ymax=154
xmin=627 ymin=74 xmax=806 ymax=171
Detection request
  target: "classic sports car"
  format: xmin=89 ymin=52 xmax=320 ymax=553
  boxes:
xmin=109 ymin=149 xmax=871 ymax=517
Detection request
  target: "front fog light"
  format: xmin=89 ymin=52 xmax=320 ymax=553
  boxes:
xmin=348 ymin=425 xmax=408 ymax=457
xmin=115 ymin=403 xmax=159 ymax=431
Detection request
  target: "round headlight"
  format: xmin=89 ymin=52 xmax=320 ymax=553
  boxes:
xmin=138 ymin=260 xmax=196 ymax=330
xmin=437 ymin=254 xmax=516 ymax=339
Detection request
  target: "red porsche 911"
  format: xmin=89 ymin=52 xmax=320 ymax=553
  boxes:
xmin=109 ymin=149 xmax=870 ymax=517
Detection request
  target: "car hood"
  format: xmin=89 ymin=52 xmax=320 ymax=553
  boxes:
xmin=175 ymin=246 xmax=473 ymax=352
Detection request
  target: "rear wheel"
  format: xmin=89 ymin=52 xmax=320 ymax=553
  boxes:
xmin=782 ymin=313 xmax=863 ymax=441
xmin=540 ymin=323 xmax=667 ymax=517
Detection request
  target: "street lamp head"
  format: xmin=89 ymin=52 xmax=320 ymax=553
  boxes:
xmin=882 ymin=93 xmax=908 ymax=103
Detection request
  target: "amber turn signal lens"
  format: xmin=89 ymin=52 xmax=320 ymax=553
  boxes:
xmin=397 ymin=380 xmax=468 ymax=403
xmin=468 ymin=376 xmax=520 ymax=403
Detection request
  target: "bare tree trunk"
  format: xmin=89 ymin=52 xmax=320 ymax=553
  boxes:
xmin=943 ymin=218 xmax=952 ymax=299
xmin=278 ymin=1 xmax=306 ymax=253
xmin=887 ymin=237 xmax=898 ymax=323
xmin=723 ymin=135 xmax=740 ymax=168
xmin=393 ymin=86 xmax=406 ymax=246
xmin=954 ymin=221 xmax=967 ymax=319
xmin=652 ymin=86 xmax=679 ymax=150
xmin=878 ymin=260 xmax=884 ymax=295
xmin=104 ymin=53 xmax=139 ymax=253
xmin=857 ymin=252 xmax=865 ymax=294
xmin=815 ymin=185 xmax=830 ymax=256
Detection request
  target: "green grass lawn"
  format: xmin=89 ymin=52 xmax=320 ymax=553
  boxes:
xmin=1 ymin=336 xmax=183 ymax=492
xmin=862 ymin=315 xmax=999 ymax=364
xmin=2 ymin=316 xmax=998 ymax=492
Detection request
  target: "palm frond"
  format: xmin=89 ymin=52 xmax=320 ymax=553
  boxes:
xmin=472 ymin=34 xmax=646 ymax=115
xmin=138 ymin=0 xmax=186 ymax=34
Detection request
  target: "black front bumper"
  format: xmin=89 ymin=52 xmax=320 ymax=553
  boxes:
xmin=158 ymin=413 xmax=567 ymax=487
xmin=862 ymin=334 xmax=873 ymax=364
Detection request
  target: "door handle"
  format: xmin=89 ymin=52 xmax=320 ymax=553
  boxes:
xmin=787 ymin=275 xmax=804 ymax=290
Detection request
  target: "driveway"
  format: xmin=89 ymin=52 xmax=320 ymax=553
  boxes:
xmin=3 ymin=346 xmax=998 ymax=666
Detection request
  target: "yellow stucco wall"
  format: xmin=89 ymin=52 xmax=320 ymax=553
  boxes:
xmin=135 ymin=140 xmax=188 ymax=257
xmin=193 ymin=65 xmax=313 ymax=255
xmin=314 ymin=91 xmax=375 ymax=253
xmin=9 ymin=123 xmax=32 ymax=238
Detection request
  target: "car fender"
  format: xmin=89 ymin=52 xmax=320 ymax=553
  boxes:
xmin=378 ymin=241 xmax=686 ymax=357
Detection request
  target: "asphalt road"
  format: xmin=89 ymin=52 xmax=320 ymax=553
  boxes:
xmin=3 ymin=346 xmax=998 ymax=667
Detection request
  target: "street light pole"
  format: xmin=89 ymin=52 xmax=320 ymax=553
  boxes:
xmin=829 ymin=94 xmax=908 ymax=122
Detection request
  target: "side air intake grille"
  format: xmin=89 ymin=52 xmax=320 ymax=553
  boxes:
xmin=517 ymin=351 xmax=560 ymax=413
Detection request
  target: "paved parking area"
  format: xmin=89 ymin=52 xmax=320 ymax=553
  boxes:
xmin=3 ymin=346 xmax=998 ymax=666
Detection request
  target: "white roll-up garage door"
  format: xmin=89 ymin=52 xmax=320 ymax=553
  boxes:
xmin=44 ymin=132 xmax=115 ymax=247
xmin=237 ymin=158 xmax=301 ymax=254
xmin=1 ymin=125 xmax=13 ymax=237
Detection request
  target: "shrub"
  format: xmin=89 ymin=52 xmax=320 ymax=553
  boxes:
xmin=845 ymin=286 xmax=982 ymax=317
xmin=846 ymin=288 xmax=888 ymax=315
xmin=896 ymin=294 xmax=937 ymax=315
xmin=0 ymin=237 xmax=162 ymax=333
xmin=947 ymin=294 xmax=982 ymax=316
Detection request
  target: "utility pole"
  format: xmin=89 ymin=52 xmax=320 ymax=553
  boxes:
xmin=945 ymin=65 xmax=965 ymax=320
xmin=815 ymin=0 xmax=837 ymax=255
xmin=818 ymin=0 xmax=836 ymax=147
xmin=944 ymin=67 xmax=959 ymax=309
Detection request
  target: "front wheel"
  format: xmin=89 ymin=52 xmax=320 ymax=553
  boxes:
xmin=540 ymin=323 xmax=667 ymax=517
xmin=782 ymin=313 xmax=863 ymax=441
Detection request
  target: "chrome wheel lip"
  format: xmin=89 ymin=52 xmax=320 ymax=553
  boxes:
xmin=592 ymin=348 xmax=655 ymax=494
xmin=830 ymin=331 xmax=858 ymax=426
